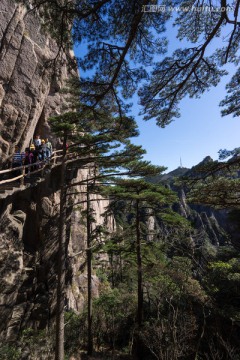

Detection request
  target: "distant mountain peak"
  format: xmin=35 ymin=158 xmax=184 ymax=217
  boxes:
xmin=146 ymin=156 xmax=217 ymax=184
xmin=198 ymin=156 xmax=214 ymax=165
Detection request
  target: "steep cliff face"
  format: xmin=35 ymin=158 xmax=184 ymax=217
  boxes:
xmin=66 ymin=167 xmax=115 ymax=312
xmin=0 ymin=0 xmax=73 ymax=160
xmin=0 ymin=174 xmax=60 ymax=342
xmin=147 ymin=163 xmax=235 ymax=249
xmin=0 ymin=1 xmax=66 ymax=340
xmin=178 ymin=189 xmax=230 ymax=246
xmin=0 ymin=0 xmax=114 ymax=347
xmin=0 ymin=165 xmax=115 ymax=343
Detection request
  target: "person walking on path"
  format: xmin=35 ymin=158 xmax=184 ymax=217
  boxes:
xmin=24 ymin=148 xmax=34 ymax=177
xmin=33 ymin=134 xmax=41 ymax=149
xmin=45 ymin=138 xmax=53 ymax=159
xmin=12 ymin=145 xmax=25 ymax=178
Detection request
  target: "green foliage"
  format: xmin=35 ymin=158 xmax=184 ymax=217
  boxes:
xmin=197 ymin=237 xmax=218 ymax=260
xmin=92 ymin=287 xmax=137 ymax=350
xmin=96 ymin=267 xmax=109 ymax=284
xmin=138 ymin=249 xmax=206 ymax=359
xmin=104 ymin=178 xmax=177 ymax=204
xmin=145 ymin=255 xmax=207 ymax=311
xmin=49 ymin=78 xmax=157 ymax=185
xmin=0 ymin=328 xmax=54 ymax=360
xmin=188 ymin=177 xmax=240 ymax=209
xmin=209 ymin=260 xmax=232 ymax=272
xmin=49 ymin=112 xmax=79 ymax=138
xmin=0 ymin=345 xmax=20 ymax=360
xmin=220 ymin=68 xmax=240 ymax=118
xmin=158 ymin=209 xmax=190 ymax=228
xmin=20 ymin=328 xmax=54 ymax=358
xmin=203 ymin=252 xmax=240 ymax=322
xmin=218 ymin=147 xmax=240 ymax=160
xmin=65 ymin=310 xmax=88 ymax=356
xmin=21 ymin=0 xmax=240 ymax=124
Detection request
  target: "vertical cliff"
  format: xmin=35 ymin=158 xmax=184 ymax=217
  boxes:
xmin=0 ymin=0 xmax=73 ymax=160
xmin=0 ymin=166 xmax=115 ymax=344
xmin=0 ymin=0 xmax=114 ymax=350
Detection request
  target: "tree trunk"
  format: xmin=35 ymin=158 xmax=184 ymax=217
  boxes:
xmin=132 ymin=199 xmax=144 ymax=360
xmin=136 ymin=199 xmax=143 ymax=328
xmin=55 ymin=138 xmax=67 ymax=360
xmin=87 ymin=180 xmax=93 ymax=355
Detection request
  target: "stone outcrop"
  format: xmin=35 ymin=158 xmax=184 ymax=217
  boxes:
xmin=0 ymin=0 xmax=74 ymax=161
xmin=152 ymin=162 xmax=239 ymax=250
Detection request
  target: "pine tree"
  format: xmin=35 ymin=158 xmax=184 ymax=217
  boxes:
xmin=184 ymin=149 xmax=240 ymax=210
xmin=103 ymin=177 xmax=177 ymax=326
xmin=23 ymin=1 xmax=240 ymax=124
xmin=101 ymin=175 xmax=183 ymax=359
xmin=49 ymin=95 xmax=163 ymax=357
xmin=50 ymin=116 xmax=73 ymax=360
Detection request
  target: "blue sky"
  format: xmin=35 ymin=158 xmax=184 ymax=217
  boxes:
xmin=74 ymin=11 xmax=240 ymax=173
xmin=129 ymin=17 xmax=240 ymax=172
xmin=130 ymin=71 xmax=240 ymax=172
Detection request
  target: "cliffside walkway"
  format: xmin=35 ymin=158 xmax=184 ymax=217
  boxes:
xmin=0 ymin=150 xmax=64 ymax=198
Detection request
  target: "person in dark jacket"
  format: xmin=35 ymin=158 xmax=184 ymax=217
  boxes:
xmin=12 ymin=145 xmax=25 ymax=177
xmin=24 ymin=148 xmax=34 ymax=177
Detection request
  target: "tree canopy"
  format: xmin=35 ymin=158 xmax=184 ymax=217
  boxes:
xmin=23 ymin=0 xmax=240 ymax=125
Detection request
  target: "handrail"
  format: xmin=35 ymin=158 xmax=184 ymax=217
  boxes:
xmin=0 ymin=150 xmax=64 ymax=187
xmin=0 ymin=150 xmax=63 ymax=174
xmin=0 ymin=162 xmax=32 ymax=175
xmin=0 ymin=174 xmax=24 ymax=185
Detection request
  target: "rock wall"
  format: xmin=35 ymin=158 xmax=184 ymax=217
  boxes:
xmin=0 ymin=172 xmax=60 ymax=342
xmin=0 ymin=0 xmax=73 ymax=160
xmin=156 ymin=164 xmax=239 ymax=250
xmin=0 ymin=165 xmax=115 ymax=343
xmin=66 ymin=167 xmax=115 ymax=312
xmin=143 ymin=185 xmax=231 ymax=251
xmin=0 ymin=0 xmax=115 ymax=349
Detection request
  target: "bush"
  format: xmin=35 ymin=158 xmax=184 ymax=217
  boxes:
xmin=93 ymin=288 xmax=136 ymax=351
xmin=0 ymin=345 xmax=20 ymax=360
xmin=65 ymin=310 xmax=88 ymax=356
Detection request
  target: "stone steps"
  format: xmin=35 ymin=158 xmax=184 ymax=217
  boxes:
xmin=0 ymin=184 xmax=22 ymax=198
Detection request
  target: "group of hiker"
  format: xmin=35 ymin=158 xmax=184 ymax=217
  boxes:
xmin=12 ymin=135 xmax=53 ymax=176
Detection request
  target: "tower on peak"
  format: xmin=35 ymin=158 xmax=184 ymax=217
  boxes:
xmin=180 ymin=157 xmax=183 ymax=168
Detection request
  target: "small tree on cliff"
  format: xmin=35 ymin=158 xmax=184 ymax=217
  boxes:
xmin=49 ymin=106 xmax=157 ymax=358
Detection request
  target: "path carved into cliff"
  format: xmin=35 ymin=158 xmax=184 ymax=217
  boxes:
xmin=0 ymin=150 xmax=63 ymax=199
